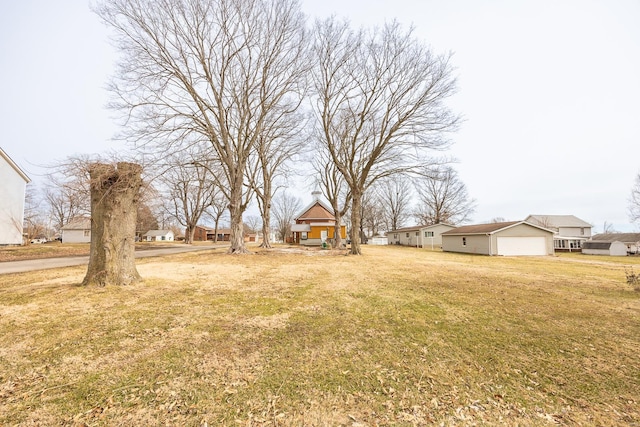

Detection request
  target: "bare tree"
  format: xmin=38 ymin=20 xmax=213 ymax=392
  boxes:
xmin=82 ymin=162 xmax=143 ymax=286
xmin=23 ymin=185 xmax=49 ymax=242
xmin=96 ymin=0 xmax=308 ymax=254
xmin=376 ymin=175 xmax=413 ymax=231
xmin=158 ymin=151 xmax=221 ymax=244
xmin=311 ymin=18 xmax=459 ymax=254
xmin=601 ymin=221 xmax=617 ymax=234
xmin=247 ymin=105 xmax=307 ymax=249
xmin=360 ymin=189 xmax=386 ymax=241
xmin=414 ymin=166 xmax=475 ymax=226
xmin=44 ymin=156 xmax=94 ymax=232
xmin=202 ymin=191 xmax=228 ymax=243
xmin=630 ymin=172 xmax=640 ymax=224
xmin=136 ymin=201 xmax=160 ymax=237
xmin=244 ymin=215 xmax=262 ymax=234
xmin=311 ymin=148 xmax=351 ymax=248
xmin=271 ymin=191 xmax=301 ymax=243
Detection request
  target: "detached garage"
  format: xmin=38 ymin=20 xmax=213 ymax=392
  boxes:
xmin=442 ymin=221 xmax=555 ymax=256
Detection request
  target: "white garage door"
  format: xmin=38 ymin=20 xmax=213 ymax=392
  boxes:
xmin=496 ymin=237 xmax=547 ymax=256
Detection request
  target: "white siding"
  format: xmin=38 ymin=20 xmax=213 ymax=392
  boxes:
xmin=497 ymin=237 xmax=547 ymax=256
xmin=0 ymin=156 xmax=28 ymax=245
xmin=62 ymin=229 xmax=91 ymax=243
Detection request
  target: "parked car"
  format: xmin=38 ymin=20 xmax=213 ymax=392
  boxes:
xmin=30 ymin=238 xmax=47 ymax=244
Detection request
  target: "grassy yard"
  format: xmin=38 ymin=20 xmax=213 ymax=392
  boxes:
xmin=0 ymin=246 xmax=638 ymax=426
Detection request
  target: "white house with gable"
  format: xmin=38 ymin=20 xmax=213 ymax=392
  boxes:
xmin=0 ymin=147 xmax=31 ymax=245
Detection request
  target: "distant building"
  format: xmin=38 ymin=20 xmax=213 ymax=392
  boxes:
xmin=143 ymin=229 xmax=175 ymax=242
xmin=61 ymin=218 xmax=92 ymax=243
xmin=389 ymin=223 xmax=456 ymax=248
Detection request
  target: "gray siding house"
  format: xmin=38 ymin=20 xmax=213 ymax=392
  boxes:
xmin=442 ymin=221 xmax=555 ymax=256
xmin=390 ymin=223 xmax=455 ymax=248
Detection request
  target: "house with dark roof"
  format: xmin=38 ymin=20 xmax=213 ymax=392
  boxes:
xmin=291 ymin=192 xmax=346 ymax=246
xmin=441 ymin=221 xmax=555 ymax=256
xmin=524 ymin=214 xmax=591 ymax=251
xmin=590 ymin=233 xmax=640 ymax=255
xmin=582 ymin=240 xmax=628 ymax=256
xmin=0 ymin=147 xmax=31 ymax=245
xmin=389 ymin=223 xmax=455 ymax=248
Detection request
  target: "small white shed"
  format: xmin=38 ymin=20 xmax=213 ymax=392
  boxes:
xmin=582 ymin=240 xmax=628 ymax=256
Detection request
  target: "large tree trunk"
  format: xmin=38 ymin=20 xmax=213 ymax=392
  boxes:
xmin=227 ymin=186 xmax=249 ymax=254
xmin=350 ymin=193 xmax=362 ymax=255
xmin=333 ymin=211 xmax=343 ymax=248
xmin=184 ymin=224 xmax=197 ymax=245
xmin=82 ymin=162 xmax=143 ymax=286
xmin=259 ymin=197 xmax=272 ymax=249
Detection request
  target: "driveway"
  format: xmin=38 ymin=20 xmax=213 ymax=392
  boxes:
xmin=0 ymin=245 xmax=224 ymax=275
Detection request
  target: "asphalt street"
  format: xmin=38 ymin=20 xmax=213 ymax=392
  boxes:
xmin=0 ymin=245 xmax=223 ymax=275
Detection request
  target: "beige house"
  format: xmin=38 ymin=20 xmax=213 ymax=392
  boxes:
xmin=0 ymin=147 xmax=31 ymax=245
xmin=442 ymin=221 xmax=555 ymax=256
xmin=61 ymin=218 xmax=92 ymax=243
xmin=525 ymin=214 xmax=591 ymax=251
xmin=389 ymin=223 xmax=455 ymax=249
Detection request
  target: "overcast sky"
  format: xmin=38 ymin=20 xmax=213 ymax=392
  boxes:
xmin=1 ymin=0 xmax=639 ymax=232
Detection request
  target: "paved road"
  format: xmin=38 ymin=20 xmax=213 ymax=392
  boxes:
xmin=0 ymin=245 xmax=224 ymax=275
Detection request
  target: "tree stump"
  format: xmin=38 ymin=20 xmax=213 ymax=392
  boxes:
xmin=82 ymin=162 xmax=143 ymax=286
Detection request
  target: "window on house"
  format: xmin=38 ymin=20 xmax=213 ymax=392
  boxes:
xmin=83 ymin=230 xmax=90 ymax=237
xmin=406 ymin=233 xmax=409 ymax=238
xmin=301 ymin=232 xmax=308 ymax=240
xmin=462 ymin=237 xmax=466 ymax=246
xmin=415 ymin=232 xmax=419 ymax=237
xmin=425 ymin=231 xmax=434 ymax=238
xmin=394 ymin=234 xmax=398 ymax=239
xmin=580 ymin=228 xmax=585 ymax=235
xmin=161 ymin=236 xmax=166 ymax=241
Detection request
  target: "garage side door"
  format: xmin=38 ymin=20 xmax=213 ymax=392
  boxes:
xmin=497 ymin=237 xmax=546 ymax=256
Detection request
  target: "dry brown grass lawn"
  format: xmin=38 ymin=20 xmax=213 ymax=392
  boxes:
xmin=1 ymin=246 xmax=639 ymax=426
